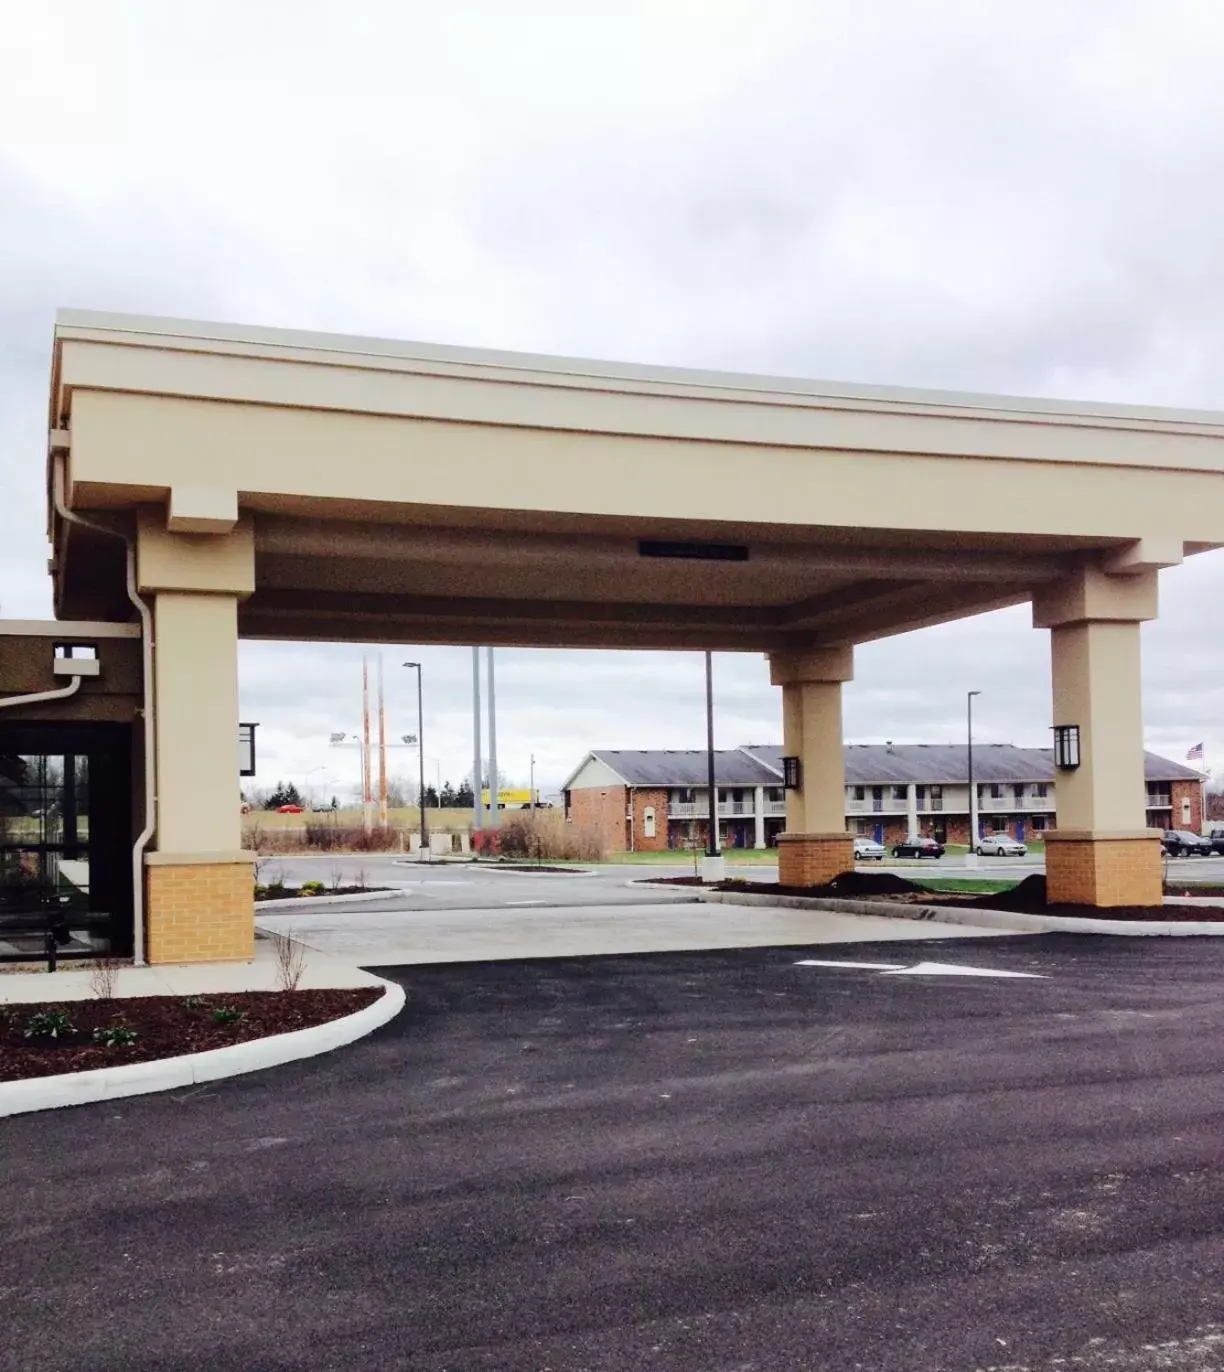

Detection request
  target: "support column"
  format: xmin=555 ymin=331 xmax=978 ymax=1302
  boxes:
xmin=1034 ymin=564 xmax=1163 ymax=907
xmin=905 ymin=783 xmax=919 ymax=841
xmin=753 ymin=785 xmax=766 ymax=850
xmin=769 ymin=645 xmax=854 ymax=887
xmin=138 ymin=509 xmax=256 ymax=962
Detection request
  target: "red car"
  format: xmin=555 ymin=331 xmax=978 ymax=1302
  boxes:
xmin=276 ymin=804 xmax=304 ymax=814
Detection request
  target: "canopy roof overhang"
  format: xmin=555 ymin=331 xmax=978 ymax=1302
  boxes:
xmin=47 ymin=310 xmax=1224 ymax=651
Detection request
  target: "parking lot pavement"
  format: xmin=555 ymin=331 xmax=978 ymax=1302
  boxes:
xmin=9 ymin=935 xmax=1224 ymax=1370
xmin=255 ymin=897 xmax=1011 ymax=964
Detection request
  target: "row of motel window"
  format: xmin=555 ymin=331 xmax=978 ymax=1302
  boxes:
xmin=666 ymin=782 xmax=1174 ymax=807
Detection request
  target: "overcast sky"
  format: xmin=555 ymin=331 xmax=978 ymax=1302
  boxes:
xmin=4 ymin=0 xmax=1224 ymax=800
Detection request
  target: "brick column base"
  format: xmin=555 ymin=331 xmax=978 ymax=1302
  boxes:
xmin=145 ymin=857 xmax=256 ymax=963
xmin=777 ymin=832 xmax=855 ymax=888
xmin=1044 ymin=830 xmax=1163 ymax=908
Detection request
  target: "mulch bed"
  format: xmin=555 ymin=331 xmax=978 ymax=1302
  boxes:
xmin=484 ymin=863 xmax=584 ymax=874
xmin=0 ymin=987 xmax=381 ymax=1082
xmin=712 ymin=872 xmax=1222 ymax=923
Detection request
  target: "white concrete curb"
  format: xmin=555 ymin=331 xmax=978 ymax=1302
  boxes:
xmin=467 ymin=864 xmax=598 ymax=877
xmin=695 ymin=888 xmax=1224 ymax=937
xmin=256 ymin=889 xmax=400 ymax=910
xmin=0 ymin=979 xmax=406 ymax=1119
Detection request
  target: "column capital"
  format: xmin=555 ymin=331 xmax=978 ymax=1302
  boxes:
xmin=137 ymin=508 xmax=255 ymax=597
xmin=1032 ymin=565 xmax=1157 ymax=629
xmin=768 ymin=644 xmax=854 ymax=686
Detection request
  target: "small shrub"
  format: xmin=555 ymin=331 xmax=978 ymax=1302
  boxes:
xmin=182 ymin=995 xmax=207 ymax=1009
xmin=270 ymin=929 xmax=307 ymax=992
xmin=495 ymin=811 xmax=606 ymax=862
xmin=210 ymin=1005 xmax=245 ymax=1025
xmin=24 ymin=1010 xmax=76 ymax=1040
xmin=267 ymin=880 xmax=287 ymax=897
xmin=89 ymin=957 xmax=122 ymax=1000
xmin=93 ymin=1024 xmax=139 ymax=1047
xmin=299 ymin=880 xmax=325 ymax=896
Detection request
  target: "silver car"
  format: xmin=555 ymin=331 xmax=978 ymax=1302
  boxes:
xmin=975 ymin=833 xmax=1027 ymax=857
xmin=853 ymin=837 xmax=887 ymax=861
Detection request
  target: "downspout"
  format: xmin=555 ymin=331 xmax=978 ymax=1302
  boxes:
xmin=51 ymin=453 xmax=155 ymax=966
xmin=0 ymin=677 xmax=83 ymax=711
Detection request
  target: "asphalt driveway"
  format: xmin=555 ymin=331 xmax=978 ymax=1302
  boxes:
xmin=7 ymin=935 xmax=1224 ymax=1369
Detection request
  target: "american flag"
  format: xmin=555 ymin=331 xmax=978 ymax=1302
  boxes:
xmin=1187 ymin=742 xmax=1205 ymax=762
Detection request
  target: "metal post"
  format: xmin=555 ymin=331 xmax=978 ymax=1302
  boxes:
xmin=377 ymin=654 xmax=388 ymax=829
xmin=361 ymin=657 xmax=372 ymax=833
xmin=529 ymin=752 xmax=535 ymax=808
xmin=966 ymin=689 xmax=981 ymax=864
xmin=705 ymin=651 xmax=720 ymax=857
xmin=486 ymin=646 xmax=499 ymax=830
xmin=416 ymin=665 xmax=428 ymax=852
xmin=472 ymin=647 xmax=483 ymax=832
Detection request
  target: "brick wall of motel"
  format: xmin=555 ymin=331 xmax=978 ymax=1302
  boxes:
xmin=567 ymin=786 xmax=629 ymax=853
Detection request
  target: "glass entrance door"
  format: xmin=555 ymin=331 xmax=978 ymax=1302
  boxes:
xmin=0 ymin=723 xmax=132 ymax=960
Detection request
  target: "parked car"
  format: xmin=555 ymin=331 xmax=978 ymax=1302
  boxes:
xmin=891 ymin=836 xmax=945 ymax=859
xmin=1162 ymin=829 xmax=1213 ymax=857
xmin=1206 ymin=829 xmax=1224 ymax=855
xmin=853 ymin=837 xmax=887 ymax=861
xmin=975 ymin=833 xmax=1027 ymax=857
xmin=276 ymin=804 xmax=304 ymax=814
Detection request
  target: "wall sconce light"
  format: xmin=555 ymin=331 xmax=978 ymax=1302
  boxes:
xmin=782 ymin=756 xmax=802 ymax=790
xmin=1052 ymin=724 xmax=1081 ymax=770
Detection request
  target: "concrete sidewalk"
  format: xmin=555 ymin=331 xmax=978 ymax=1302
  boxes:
xmin=0 ymin=937 xmax=380 ymax=1005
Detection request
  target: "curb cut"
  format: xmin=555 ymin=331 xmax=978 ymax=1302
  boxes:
xmin=0 ymin=979 xmax=406 ymax=1119
xmin=695 ymin=889 xmax=1224 ymax=937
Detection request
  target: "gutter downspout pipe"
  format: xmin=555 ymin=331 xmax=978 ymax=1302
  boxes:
xmin=51 ymin=453 xmax=155 ymax=966
xmin=0 ymin=677 xmax=83 ymax=712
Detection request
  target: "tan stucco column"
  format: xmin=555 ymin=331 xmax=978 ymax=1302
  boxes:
xmin=769 ymin=645 xmax=853 ymax=887
xmin=138 ymin=509 xmax=256 ymax=962
xmin=1034 ymin=565 xmax=1162 ymax=907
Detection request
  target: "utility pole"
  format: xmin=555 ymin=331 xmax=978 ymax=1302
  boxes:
xmin=361 ymin=656 xmax=373 ymax=834
xmin=486 ymin=646 xmax=499 ymax=829
xmin=966 ymin=689 xmax=981 ymax=866
xmin=529 ymin=753 xmax=536 ymax=808
xmin=472 ymin=647 xmax=483 ymax=832
xmin=377 ymin=653 xmax=388 ymax=829
xmin=403 ymin=661 xmax=428 ymax=853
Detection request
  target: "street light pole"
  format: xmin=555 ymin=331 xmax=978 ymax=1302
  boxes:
xmin=966 ymin=689 xmax=982 ymax=866
xmin=403 ymin=662 xmax=428 ymax=853
xmin=705 ymin=650 xmax=720 ymax=859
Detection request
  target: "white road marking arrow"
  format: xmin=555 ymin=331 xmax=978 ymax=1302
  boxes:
xmin=796 ymin=958 xmax=1046 ymax=979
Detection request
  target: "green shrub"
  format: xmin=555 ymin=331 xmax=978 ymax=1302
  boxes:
xmin=299 ymin=880 xmax=325 ymax=896
xmin=210 ymin=1005 xmax=245 ymax=1025
xmin=24 ymin=1010 xmax=76 ymax=1040
xmin=94 ymin=1024 xmax=139 ymax=1047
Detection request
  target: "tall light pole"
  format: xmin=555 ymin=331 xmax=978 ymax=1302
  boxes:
xmin=403 ymin=662 xmax=428 ymax=852
xmin=705 ymin=651 xmax=721 ymax=860
xmin=966 ymin=689 xmax=982 ymax=865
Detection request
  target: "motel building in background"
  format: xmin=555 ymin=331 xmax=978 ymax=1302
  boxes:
xmin=562 ymin=744 xmax=1205 ymax=853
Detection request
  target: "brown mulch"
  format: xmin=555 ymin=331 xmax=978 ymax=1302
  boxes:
xmin=0 ymin=987 xmax=381 ymax=1082
xmin=713 ymin=871 xmax=1223 ymax=923
xmin=255 ymin=885 xmax=387 ymax=902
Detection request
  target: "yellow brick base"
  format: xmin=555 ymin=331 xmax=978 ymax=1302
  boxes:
xmin=777 ymin=832 xmax=855 ymax=888
xmin=1044 ymin=831 xmax=1163 ymax=908
xmin=145 ymin=861 xmax=255 ymax=963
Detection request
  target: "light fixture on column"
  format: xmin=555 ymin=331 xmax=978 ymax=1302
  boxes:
xmin=1053 ymin=724 xmax=1081 ymax=770
xmin=782 ymin=756 xmax=802 ymax=790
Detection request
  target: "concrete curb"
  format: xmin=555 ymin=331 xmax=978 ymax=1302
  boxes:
xmin=695 ymin=888 xmax=1224 ymax=937
xmin=464 ymin=865 xmax=598 ymax=877
xmin=0 ymin=979 xmax=406 ymax=1119
xmin=256 ymin=889 xmax=400 ymax=910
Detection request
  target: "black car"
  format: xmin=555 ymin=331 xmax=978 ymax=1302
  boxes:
xmin=1162 ymin=829 xmax=1214 ymax=857
xmin=891 ymin=836 xmax=945 ymax=859
xmin=1206 ymin=829 xmax=1224 ymax=855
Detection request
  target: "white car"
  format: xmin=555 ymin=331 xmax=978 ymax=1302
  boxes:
xmin=975 ymin=833 xmax=1027 ymax=857
xmin=853 ymin=837 xmax=887 ymax=861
